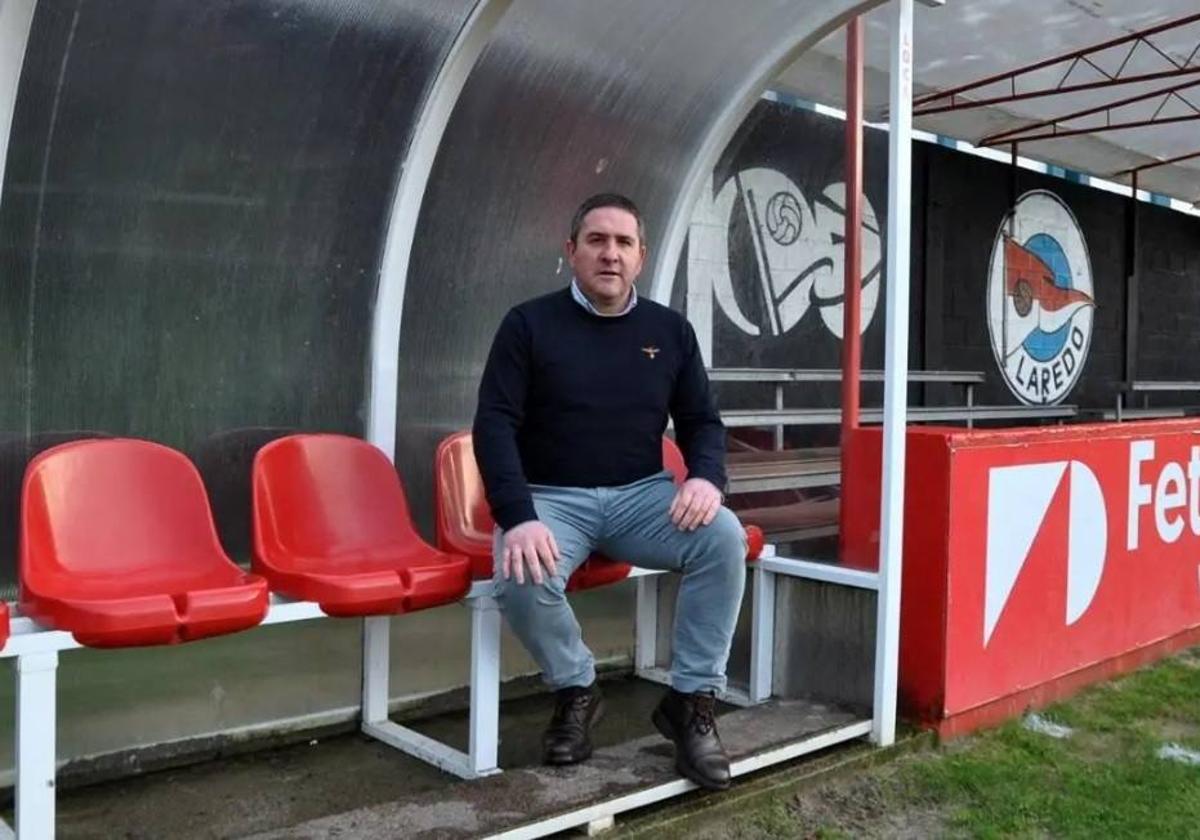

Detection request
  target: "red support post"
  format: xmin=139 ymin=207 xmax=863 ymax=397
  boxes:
xmin=840 ymin=16 xmax=864 ymax=561
xmin=841 ymin=16 xmax=864 ymax=441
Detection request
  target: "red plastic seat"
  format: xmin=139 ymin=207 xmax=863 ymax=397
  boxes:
xmin=0 ymin=601 xmax=9 ymax=649
xmin=434 ymin=432 xmax=763 ymax=592
xmin=253 ymin=434 xmax=470 ymax=617
xmin=20 ymin=439 xmax=269 ymax=648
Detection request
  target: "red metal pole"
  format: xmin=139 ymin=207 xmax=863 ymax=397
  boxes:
xmin=841 ymin=16 xmax=864 ymax=441
xmin=840 ymin=16 xmax=864 ymax=562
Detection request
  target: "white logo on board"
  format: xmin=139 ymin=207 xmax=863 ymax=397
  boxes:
xmin=985 ymin=460 xmax=1107 ymax=645
xmin=689 ymin=167 xmax=882 ymax=340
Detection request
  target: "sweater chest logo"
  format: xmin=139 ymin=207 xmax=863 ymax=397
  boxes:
xmin=641 ymin=345 xmax=660 ymax=359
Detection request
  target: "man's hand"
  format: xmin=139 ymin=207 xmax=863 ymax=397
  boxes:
xmin=501 ymin=520 xmax=560 ymax=585
xmin=669 ymin=477 xmax=722 ymax=531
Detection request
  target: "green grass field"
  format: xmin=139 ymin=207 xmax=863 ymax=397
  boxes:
xmin=911 ymin=646 xmax=1200 ymax=838
xmin=627 ymin=646 xmax=1200 ymax=839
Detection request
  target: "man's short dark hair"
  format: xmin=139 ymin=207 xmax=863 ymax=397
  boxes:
xmin=569 ymin=193 xmax=646 ymax=244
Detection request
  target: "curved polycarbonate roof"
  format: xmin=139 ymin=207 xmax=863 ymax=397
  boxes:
xmin=390 ymin=0 xmax=881 ymax=521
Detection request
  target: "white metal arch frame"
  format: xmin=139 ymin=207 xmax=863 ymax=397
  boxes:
xmin=0 ymin=0 xmax=36 ymax=204
xmin=645 ymin=0 xmax=914 ymax=749
xmin=0 ymin=2 xmax=916 ymax=837
xmin=646 ymin=1 xmax=886 ymax=311
xmin=367 ymin=0 xmax=514 ymax=461
xmin=874 ymin=0 xmax=914 ymax=747
xmin=0 ymin=8 xmax=41 ymax=836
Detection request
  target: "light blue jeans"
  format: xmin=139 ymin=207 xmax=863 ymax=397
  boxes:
xmin=492 ymin=470 xmax=747 ymax=695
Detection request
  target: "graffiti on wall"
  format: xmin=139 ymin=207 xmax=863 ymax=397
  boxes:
xmin=987 ymin=190 xmax=1095 ymax=405
xmin=688 ymin=167 xmax=882 ymax=356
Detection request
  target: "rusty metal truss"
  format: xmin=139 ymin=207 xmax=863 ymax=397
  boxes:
xmin=914 ymin=12 xmax=1200 ymax=116
xmin=1112 ymin=148 xmax=1200 ymax=180
xmin=979 ymin=77 xmax=1200 ymax=146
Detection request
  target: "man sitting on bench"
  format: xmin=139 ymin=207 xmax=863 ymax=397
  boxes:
xmin=473 ymin=192 xmax=747 ymax=791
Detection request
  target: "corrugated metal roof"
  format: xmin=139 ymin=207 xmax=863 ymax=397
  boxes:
xmin=774 ymin=1 xmax=1200 ymax=207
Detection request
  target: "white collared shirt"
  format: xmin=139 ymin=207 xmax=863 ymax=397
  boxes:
xmin=570 ymin=278 xmax=638 ymax=317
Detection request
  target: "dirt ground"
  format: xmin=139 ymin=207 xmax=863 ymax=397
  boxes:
xmin=628 ymin=753 xmax=954 ymax=840
xmin=758 ymin=760 xmax=950 ymax=839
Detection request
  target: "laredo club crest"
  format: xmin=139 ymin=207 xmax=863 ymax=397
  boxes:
xmin=987 ymin=190 xmax=1095 ymax=405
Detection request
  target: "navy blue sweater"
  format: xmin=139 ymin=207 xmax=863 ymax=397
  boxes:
xmin=473 ymin=288 xmax=726 ymax=530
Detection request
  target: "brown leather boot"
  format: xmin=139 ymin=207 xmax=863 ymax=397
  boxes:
xmin=651 ymin=688 xmax=731 ymax=790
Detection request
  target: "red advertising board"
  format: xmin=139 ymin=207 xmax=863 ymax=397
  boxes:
xmin=843 ymin=419 xmax=1200 ymax=730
